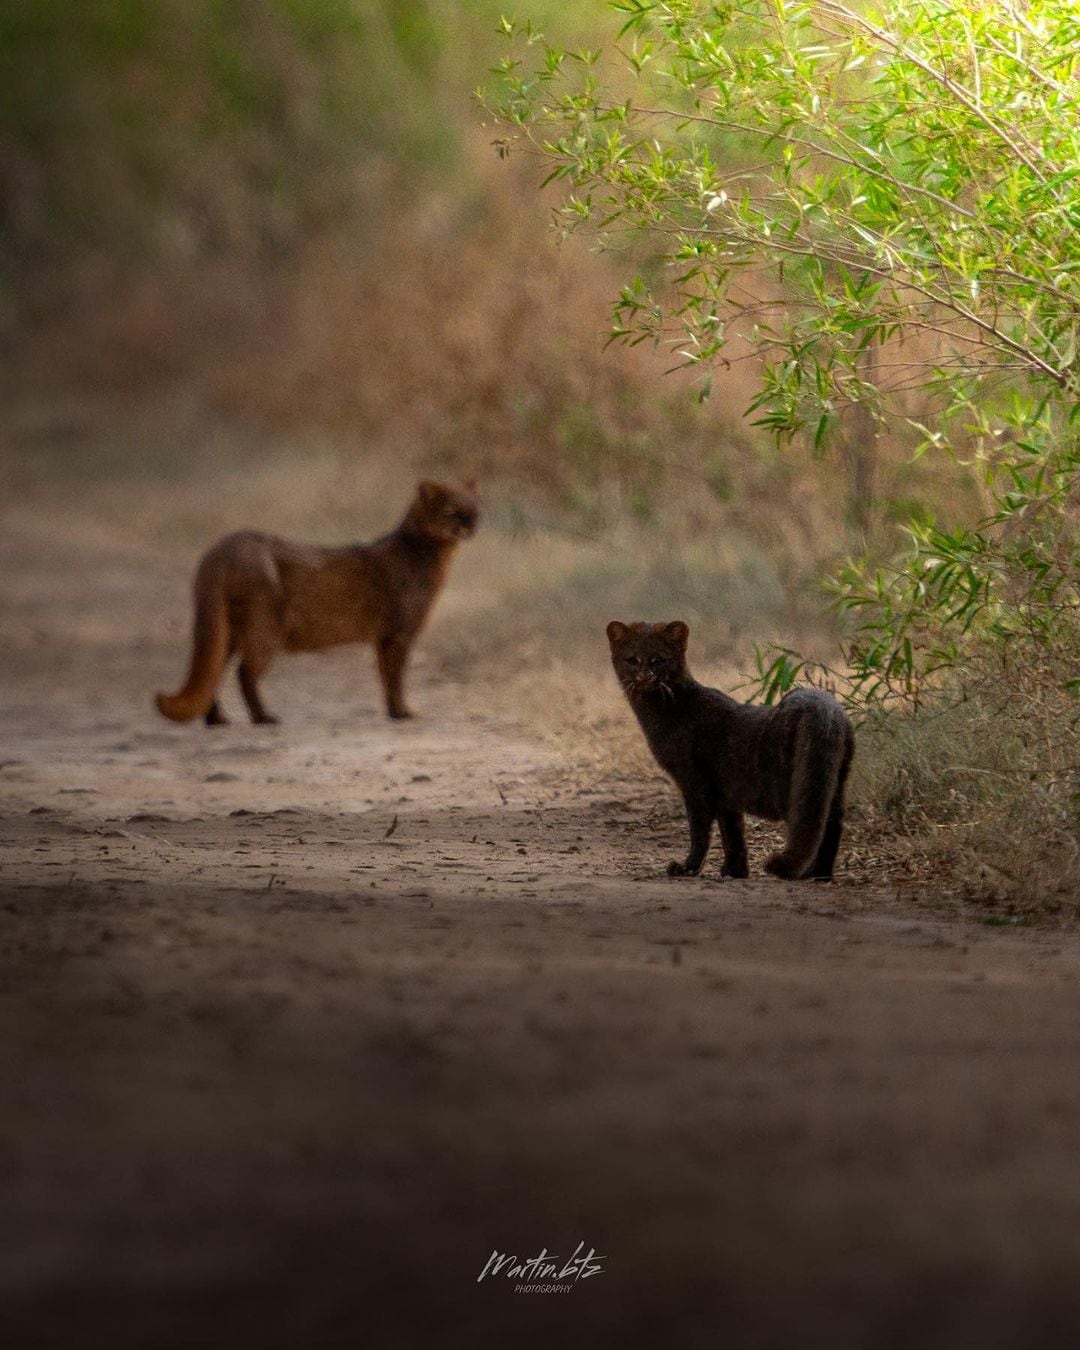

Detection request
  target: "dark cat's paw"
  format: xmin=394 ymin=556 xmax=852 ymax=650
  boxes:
xmin=765 ymin=851 xmax=803 ymax=880
xmin=666 ymin=859 xmax=699 ymax=878
xmin=721 ymin=860 xmax=749 ymax=879
xmin=388 ymin=708 xmax=415 ymax=720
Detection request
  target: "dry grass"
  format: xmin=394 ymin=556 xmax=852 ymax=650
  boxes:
xmin=850 ymin=645 xmax=1080 ymax=916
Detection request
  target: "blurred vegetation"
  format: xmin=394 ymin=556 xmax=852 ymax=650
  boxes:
xmin=3 ymin=0 xmax=850 ymax=565
xmin=0 ymin=0 xmax=621 ymax=274
xmin=0 ymin=0 xmax=959 ymax=552
xmin=1 ymin=0 xmax=472 ymax=270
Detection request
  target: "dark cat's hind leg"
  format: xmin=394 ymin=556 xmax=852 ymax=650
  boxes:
xmin=808 ymin=801 xmax=843 ymax=881
xmin=718 ymin=810 xmax=749 ymax=878
xmin=765 ymin=718 xmax=834 ymax=880
xmin=668 ymin=776 xmax=716 ymax=877
xmin=238 ymin=653 xmax=279 ymax=725
xmin=764 ymin=850 xmax=804 ymax=880
xmin=809 ymin=735 xmax=854 ymax=880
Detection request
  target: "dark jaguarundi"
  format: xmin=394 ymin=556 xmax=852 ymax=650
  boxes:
xmin=607 ymin=620 xmax=854 ymax=880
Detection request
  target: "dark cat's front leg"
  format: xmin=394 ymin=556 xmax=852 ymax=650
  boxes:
xmin=718 ymin=810 xmax=749 ymax=878
xmin=667 ymin=779 xmax=715 ymax=877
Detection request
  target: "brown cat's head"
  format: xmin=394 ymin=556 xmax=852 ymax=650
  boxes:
xmin=606 ymin=620 xmax=690 ymax=698
xmin=410 ymin=479 xmax=480 ymax=543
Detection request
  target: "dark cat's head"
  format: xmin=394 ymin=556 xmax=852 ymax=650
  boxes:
xmin=606 ymin=620 xmax=690 ymax=698
xmin=410 ymin=479 xmax=480 ymax=543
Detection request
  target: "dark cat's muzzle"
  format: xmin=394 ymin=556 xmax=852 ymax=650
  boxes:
xmin=622 ymin=671 xmax=673 ymax=699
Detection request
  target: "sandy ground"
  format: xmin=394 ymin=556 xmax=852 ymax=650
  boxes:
xmin=4 ymin=486 xmax=1080 ymax=1349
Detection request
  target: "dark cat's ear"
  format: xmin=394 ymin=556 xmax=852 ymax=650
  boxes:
xmin=417 ymin=479 xmax=442 ymax=505
xmin=663 ymin=620 xmax=689 ymax=649
xmin=463 ymin=476 xmax=479 ymax=494
xmin=606 ymin=621 xmax=630 ymax=646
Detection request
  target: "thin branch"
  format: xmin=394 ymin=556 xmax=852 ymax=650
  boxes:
xmin=599 ymin=101 xmax=979 ymax=220
xmin=815 ymin=0 xmax=1054 ymax=181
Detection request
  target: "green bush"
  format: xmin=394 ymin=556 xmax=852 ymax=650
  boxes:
xmin=490 ymin=0 xmax=1080 ymax=902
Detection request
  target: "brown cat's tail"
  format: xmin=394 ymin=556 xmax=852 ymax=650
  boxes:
xmin=769 ymin=704 xmax=851 ymax=879
xmin=155 ymin=568 xmax=231 ymax=723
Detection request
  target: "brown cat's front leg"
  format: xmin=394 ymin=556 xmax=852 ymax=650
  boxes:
xmin=718 ymin=810 xmax=749 ymax=878
xmin=376 ymin=634 xmax=414 ymax=719
xmin=667 ymin=781 xmax=715 ymax=877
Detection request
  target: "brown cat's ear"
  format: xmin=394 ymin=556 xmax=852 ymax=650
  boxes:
xmin=417 ymin=480 xmax=442 ymax=506
xmin=606 ymin=621 xmax=630 ymax=646
xmin=463 ymin=476 xmax=479 ymax=494
xmin=663 ymin=620 xmax=690 ymax=649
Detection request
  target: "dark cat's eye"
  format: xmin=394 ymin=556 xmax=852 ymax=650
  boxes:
xmin=625 ymin=655 xmax=641 ymax=667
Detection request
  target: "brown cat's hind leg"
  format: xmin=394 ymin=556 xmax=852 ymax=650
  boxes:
xmin=233 ymin=598 xmax=282 ymax=725
xmin=203 ymin=638 xmax=237 ymax=726
xmin=238 ymin=654 xmax=279 ymax=725
xmin=377 ymin=634 xmax=414 ymax=720
xmin=718 ymin=810 xmax=749 ymax=878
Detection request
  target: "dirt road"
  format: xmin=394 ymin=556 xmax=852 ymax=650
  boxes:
xmin=4 ymin=497 xmax=1080 ymax=1349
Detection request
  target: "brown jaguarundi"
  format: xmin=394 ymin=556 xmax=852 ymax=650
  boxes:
xmin=606 ymin=620 xmax=854 ymax=881
xmin=156 ymin=479 xmax=479 ymax=726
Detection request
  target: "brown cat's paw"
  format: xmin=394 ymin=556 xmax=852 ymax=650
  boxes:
xmin=666 ymin=860 xmax=698 ymax=878
xmin=765 ymin=851 xmax=802 ymax=880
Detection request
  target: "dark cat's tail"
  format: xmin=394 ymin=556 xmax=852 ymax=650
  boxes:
xmin=766 ymin=702 xmax=852 ymax=880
